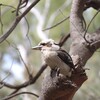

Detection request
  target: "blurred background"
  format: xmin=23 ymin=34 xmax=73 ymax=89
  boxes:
xmin=0 ymin=0 xmax=100 ymax=100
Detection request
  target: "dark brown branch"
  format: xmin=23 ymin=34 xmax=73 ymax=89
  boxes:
xmin=9 ymin=89 xmax=20 ymax=95
xmin=16 ymin=0 xmax=22 ymax=16
xmin=20 ymin=0 xmax=29 ymax=9
xmin=0 ymin=0 xmax=40 ymax=43
xmin=58 ymin=33 xmax=70 ymax=47
xmin=16 ymin=0 xmax=29 ymax=15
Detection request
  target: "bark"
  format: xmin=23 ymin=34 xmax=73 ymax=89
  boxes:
xmin=38 ymin=0 xmax=100 ymax=100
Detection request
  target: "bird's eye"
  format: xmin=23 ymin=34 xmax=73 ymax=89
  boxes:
xmin=40 ymin=43 xmax=46 ymax=46
xmin=47 ymin=43 xmax=52 ymax=47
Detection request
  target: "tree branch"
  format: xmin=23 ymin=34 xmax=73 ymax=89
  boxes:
xmin=0 ymin=0 xmax=40 ymax=43
xmin=58 ymin=33 xmax=70 ymax=47
xmin=42 ymin=16 xmax=69 ymax=31
xmin=1 ymin=91 xmax=39 ymax=100
xmin=70 ymin=0 xmax=86 ymax=40
xmin=0 ymin=64 xmax=47 ymax=90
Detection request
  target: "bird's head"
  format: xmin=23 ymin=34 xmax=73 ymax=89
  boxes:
xmin=32 ymin=39 xmax=60 ymax=51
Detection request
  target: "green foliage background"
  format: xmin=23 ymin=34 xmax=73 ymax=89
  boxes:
xmin=0 ymin=0 xmax=100 ymax=100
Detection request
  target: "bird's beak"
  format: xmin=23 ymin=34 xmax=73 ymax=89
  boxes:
xmin=32 ymin=45 xmax=42 ymax=50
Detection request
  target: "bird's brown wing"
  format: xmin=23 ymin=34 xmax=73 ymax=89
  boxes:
xmin=57 ymin=49 xmax=75 ymax=70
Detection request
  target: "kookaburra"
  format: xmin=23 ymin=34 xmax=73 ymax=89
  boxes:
xmin=32 ymin=39 xmax=75 ymax=77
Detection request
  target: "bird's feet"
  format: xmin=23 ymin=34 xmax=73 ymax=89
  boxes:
xmin=56 ymin=76 xmax=77 ymax=88
xmin=62 ymin=80 xmax=77 ymax=88
xmin=78 ymin=67 xmax=89 ymax=76
xmin=50 ymin=67 xmax=60 ymax=78
xmin=50 ymin=68 xmax=77 ymax=88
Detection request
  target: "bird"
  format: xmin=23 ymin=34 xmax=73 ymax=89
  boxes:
xmin=32 ymin=39 xmax=75 ymax=77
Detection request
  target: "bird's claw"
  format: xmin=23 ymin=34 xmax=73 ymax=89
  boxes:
xmin=50 ymin=67 xmax=60 ymax=78
xmin=62 ymin=80 xmax=77 ymax=88
xmin=79 ymin=67 xmax=89 ymax=76
xmin=56 ymin=67 xmax=60 ymax=77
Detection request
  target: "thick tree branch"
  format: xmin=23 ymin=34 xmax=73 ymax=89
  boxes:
xmin=38 ymin=71 xmax=87 ymax=100
xmin=70 ymin=0 xmax=86 ymax=40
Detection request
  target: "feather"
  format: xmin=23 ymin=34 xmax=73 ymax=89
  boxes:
xmin=57 ymin=49 xmax=75 ymax=70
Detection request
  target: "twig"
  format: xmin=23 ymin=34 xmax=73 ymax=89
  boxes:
xmin=0 ymin=3 xmax=16 ymax=10
xmin=84 ymin=9 xmax=100 ymax=44
xmin=3 ymin=40 xmax=32 ymax=83
xmin=0 ymin=5 xmax=3 ymax=34
xmin=1 ymin=91 xmax=39 ymax=100
xmin=1 ymin=3 xmax=31 ymax=47
xmin=59 ymin=33 xmax=70 ymax=47
xmin=9 ymin=89 xmax=20 ymax=95
xmin=25 ymin=16 xmax=32 ymax=47
xmin=0 ymin=0 xmax=40 ymax=43
xmin=0 ymin=64 xmax=47 ymax=89
xmin=59 ymin=9 xmax=66 ymax=18
xmin=0 ymin=59 xmax=14 ymax=82
xmin=42 ymin=16 xmax=69 ymax=31
xmin=12 ymin=0 xmax=29 ymax=13
xmin=16 ymin=0 xmax=22 ymax=16
xmin=2 ymin=40 xmax=31 ymax=78
xmin=17 ymin=47 xmax=31 ymax=78
xmin=20 ymin=0 xmax=29 ymax=9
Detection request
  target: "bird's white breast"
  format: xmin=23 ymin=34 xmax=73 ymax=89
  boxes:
xmin=41 ymin=50 xmax=71 ymax=76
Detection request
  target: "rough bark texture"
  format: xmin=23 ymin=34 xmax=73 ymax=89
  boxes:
xmin=38 ymin=0 xmax=100 ymax=100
